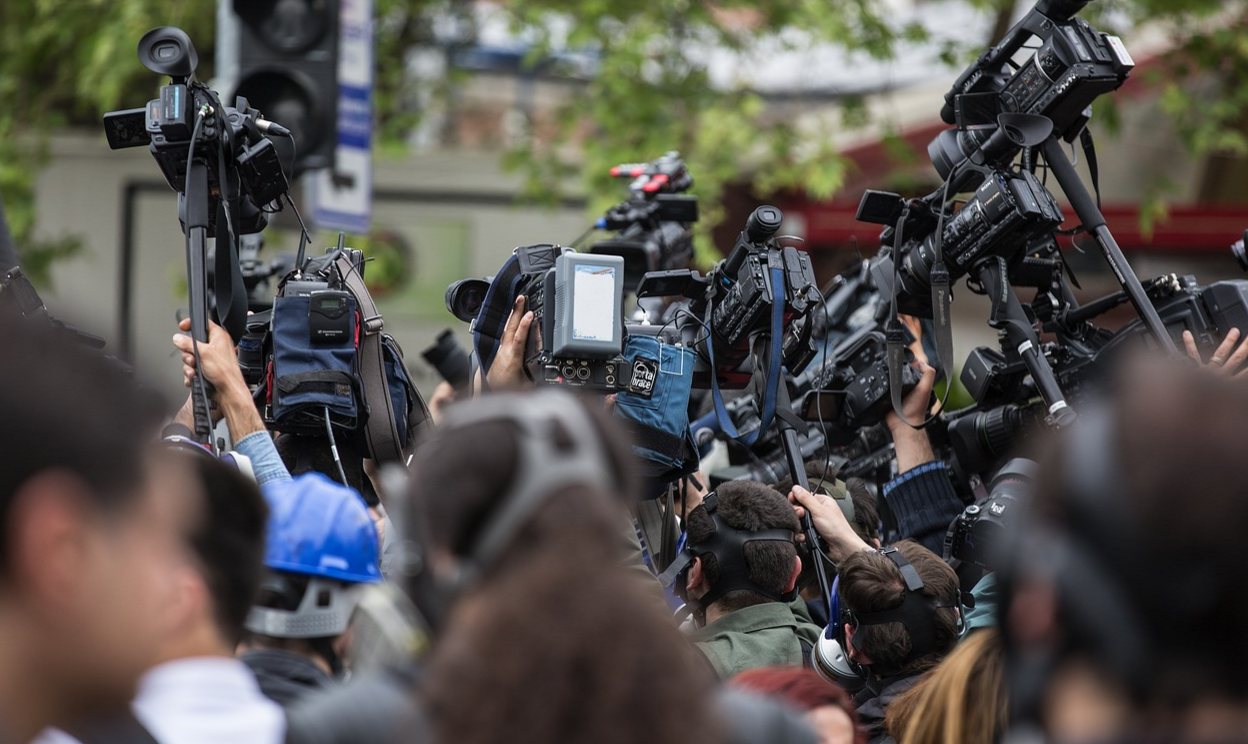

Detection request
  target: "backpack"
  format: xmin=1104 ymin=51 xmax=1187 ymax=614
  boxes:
xmin=244 ymin=247 xmax=431 ymax=463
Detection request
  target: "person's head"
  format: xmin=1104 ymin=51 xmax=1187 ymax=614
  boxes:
xmin=404 ymin=389 xmax=639 ymax=629
xmin=837 ymin=540 xmax=960 ymax=678
xmin=1002 ymin=359 xmax=1248 ymax=742
xmin=732 ymin=666 xmax=865 ymax=744
xmin=884 ymin=629 xmax=1007 ymax=744
xmin=0 ymin=317 xmax=190 ymax=738
xmin=244 ymin=473 xmax=381 ymax=673
xmin=161 ymin=443 xmax=269 ymax=653
xmin=682 ymin=479 xmax=802 ymax=615
xmin=409 ymin=390 xmax=718 ymax=744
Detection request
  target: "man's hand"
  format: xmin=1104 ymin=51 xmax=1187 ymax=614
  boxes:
xmin=173 ymin=318 xmax=245 ymax=395
xmin=788 ymin=485 xmax=871 ymax=564
xmin=172 ymin=318 xmax=265 ymax=440
xmin=1184 ymin=328 xmax=1248 ymax=377
xmin=485 ymin=295 xmax=535 ymax=390
xmin=427 ymin=380 xmax=457 ymax=425
xmin=885 ymin=358 xmax=938 ymax=474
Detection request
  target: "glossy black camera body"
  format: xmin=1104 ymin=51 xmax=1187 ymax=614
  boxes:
xmin=797 ymin=329 xmax=922 ymax=445
xmin=868 ymin=170 xmax=1064 ymax=317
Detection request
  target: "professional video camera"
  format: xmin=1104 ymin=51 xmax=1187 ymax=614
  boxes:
xmin=944 ymin=458 xmax=1035 ymax=569
xmin=844 ymin=0 xmax=1185 ymax=443
xmin=450 ymin=243 xmax=662 ymax=394
xmin=103 ymin=26 xmax=295 ymax=447
xmin=103 ymin=28 xmax=290 ymax=239
xmin=638 ymin=205 xmax=820 ymax=389
xmin=587 ymin=151 xmax=699 ymax=291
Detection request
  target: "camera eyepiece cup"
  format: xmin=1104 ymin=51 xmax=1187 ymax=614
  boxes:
xmin=445 ymin=278 xmax=492 ymax=324
xmin=137 ymin=27 xmax=199 ymax=80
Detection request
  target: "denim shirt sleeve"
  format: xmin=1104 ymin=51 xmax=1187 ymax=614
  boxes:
xmin=882 ymin=461 xmax=964 ymax=555
xmin=233 ymin=430 xmax=292 ymax=486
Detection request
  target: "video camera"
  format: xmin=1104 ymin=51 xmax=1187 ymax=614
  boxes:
xmin=861 ymin=171 xmax=1064 ymax=318
xmin=588 ymin=151 xmax=699 ymax=291
xmin=451 ymin=243 xmax=664 ymax=395
xmin=938 ymin=0 xmax=1134 ymax=154
xmin=103 ymin=26 xmax=296 ymax=447
xmin=944 ymin=458 xmax=1035 ymax=569
xmin=638 ymin=205 xmax=820 ymax=389
xmin=103 ymin=27 xmax=289 ymax=238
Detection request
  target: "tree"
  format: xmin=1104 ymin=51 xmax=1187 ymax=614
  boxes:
xmin=2 ymin=0 xmax=1246 ymax=283
xmin=0 ymin=0 xmax=216 ymax=285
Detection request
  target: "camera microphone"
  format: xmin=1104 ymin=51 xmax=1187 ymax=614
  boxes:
xmin=257 ymin=118 xmax=292 ymax=137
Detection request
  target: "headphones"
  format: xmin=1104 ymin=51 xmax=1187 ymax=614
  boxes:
xmin=815 ymin=546 xmax=962 ymax=682
xmin=658 ymin=491 xmax=798 ymax=610
xmin=405 ymin=390 xmax=622 ymax=631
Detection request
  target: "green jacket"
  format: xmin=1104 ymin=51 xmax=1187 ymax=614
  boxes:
xmin=692 ymin=602 xmax=823 ymax=680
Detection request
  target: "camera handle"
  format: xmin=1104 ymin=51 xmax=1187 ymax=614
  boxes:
xmin=977 ymin=258 xmax=1077 ymax=428
xmin=184 ymin=159 xmax=218 ymax=452
xmin=1039 ymin=137 xmax=1178 ymax=355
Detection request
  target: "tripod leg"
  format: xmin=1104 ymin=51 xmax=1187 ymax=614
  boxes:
xmin=977 ymin=259 xmax=1076 ymax=428
xmin=1040 ymin=137 xmax=1177 ymax=355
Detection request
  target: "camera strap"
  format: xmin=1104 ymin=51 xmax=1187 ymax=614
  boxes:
xmin=213 ymin=125 xmax=248 ymax=343
xmin=334 ymin=254 xmax=408 ymax=463
xmin=887 ymin=184 xmax=955 ymax=430
xmin=704 ymin=260 xmax=785 ymax=447
xmin=470 ymin=253 xmax=525 ymax=378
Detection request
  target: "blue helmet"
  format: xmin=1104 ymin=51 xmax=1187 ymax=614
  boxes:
xmin=259 ymin=473 xmax=382 ymax=584
xmin=247 ymin=473 xmax=382 ymax=639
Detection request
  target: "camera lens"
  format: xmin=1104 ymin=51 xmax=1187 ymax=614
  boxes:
xmin=1232 ymin=232 xmax=1248 ymax=273
xmin=445 ymin=278 xmax=492 ymax=323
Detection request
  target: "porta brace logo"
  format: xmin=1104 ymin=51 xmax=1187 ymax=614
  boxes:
xmin=629 ymin=357 xmax=659 ymax=398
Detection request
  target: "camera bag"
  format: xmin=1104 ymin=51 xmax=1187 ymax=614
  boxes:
xmin=262 ymin=250 xmax=430 ymax=463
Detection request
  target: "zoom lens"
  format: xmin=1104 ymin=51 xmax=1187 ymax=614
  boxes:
xmin=445 ymin=278 xmax=492 ymax=323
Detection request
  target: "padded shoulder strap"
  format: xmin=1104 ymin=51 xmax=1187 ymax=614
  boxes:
xmin=335 ymin=255 xmax=403 ymax=463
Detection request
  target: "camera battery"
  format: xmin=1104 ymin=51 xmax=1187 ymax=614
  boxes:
xmin=308 ymin=290 xmax=354 ymax=345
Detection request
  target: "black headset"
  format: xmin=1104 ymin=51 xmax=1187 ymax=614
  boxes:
xmin=658 ymin=492 xmax=798 ymax=610
xmin=404 ymin=390 xmax=623 ymax=633
xmin=825 ymin=547 xmax=961 ymax=681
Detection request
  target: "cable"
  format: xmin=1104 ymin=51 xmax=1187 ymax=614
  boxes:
xmin=323 ymin=406 xmax=350 ymax=486
xmin=285 ymin=193 xmax=313 ymax=272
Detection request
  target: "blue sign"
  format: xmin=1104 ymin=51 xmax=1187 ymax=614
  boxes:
xmin=311 ymin=0 xmax=374 ymax=235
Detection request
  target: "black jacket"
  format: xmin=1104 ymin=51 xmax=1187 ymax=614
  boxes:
xmin=853 ymin=673 xmax=922 ymax=744
xmin=240 ymin=649 xmax=333 ymax=707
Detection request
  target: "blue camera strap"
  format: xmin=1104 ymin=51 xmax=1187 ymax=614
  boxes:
xmin=704 ymin=263 xmax=785 ymax=447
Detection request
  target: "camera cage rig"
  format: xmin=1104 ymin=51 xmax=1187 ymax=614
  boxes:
xmin=104 ymin=26 xmax=298 ymax=450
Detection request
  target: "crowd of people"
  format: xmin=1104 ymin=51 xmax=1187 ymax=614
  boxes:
xmin=3 ymin=287 xmax=1248 ymax=744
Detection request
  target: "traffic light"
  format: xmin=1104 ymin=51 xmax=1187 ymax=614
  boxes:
xmin=233 ymin=0 xmax=339 ymax=176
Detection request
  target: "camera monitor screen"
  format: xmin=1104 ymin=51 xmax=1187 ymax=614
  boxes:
xmin=552 ymin=252 xmax=625 ymax=358
xmin=572 ymin=264 xmax=617 ymax=342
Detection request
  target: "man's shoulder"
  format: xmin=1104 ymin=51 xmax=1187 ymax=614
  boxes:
xmin=693 ymin=602 xmax=820 ymax=679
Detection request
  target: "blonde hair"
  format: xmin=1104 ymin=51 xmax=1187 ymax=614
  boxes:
xmin=885 ymin=629 xmax=1007 ymax=744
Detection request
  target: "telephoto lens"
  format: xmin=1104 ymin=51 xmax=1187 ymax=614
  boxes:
xmin=422 ymin=330 xmax=472 ymax=391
